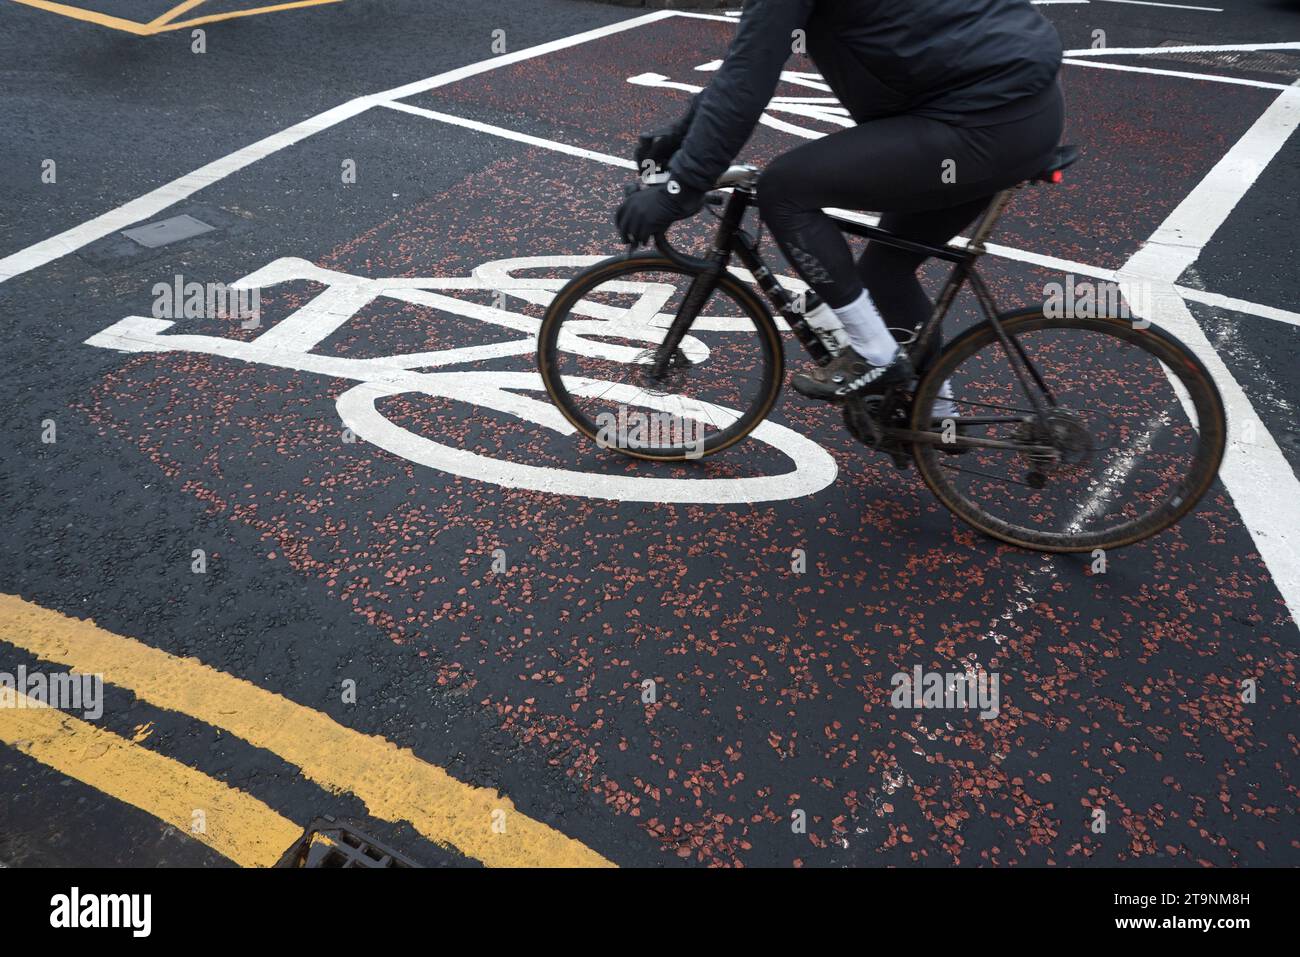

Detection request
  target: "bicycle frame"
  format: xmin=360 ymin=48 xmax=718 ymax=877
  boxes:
xmin=651 ymin=166 xmax=1054 ymax=418
xmin=580 ymin=156 xmax=1226 ymax=548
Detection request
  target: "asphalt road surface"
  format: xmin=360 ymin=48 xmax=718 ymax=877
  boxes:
xmin=1 ymin=0 xmax=1298 ymax=868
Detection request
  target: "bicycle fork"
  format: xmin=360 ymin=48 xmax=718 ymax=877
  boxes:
xmin=654 ymin=186 xmax=839 ymax=376
xmin=652 ymin=257 xmax=722 ymax=379
xmin=650 ymin=193 xmax=751 ymax=378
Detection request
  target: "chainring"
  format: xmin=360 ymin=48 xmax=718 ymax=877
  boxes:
xmin=842 ymin=396 xmax=883 ymax=446
xmin=843 ymin=395 xmax=913 ymax=468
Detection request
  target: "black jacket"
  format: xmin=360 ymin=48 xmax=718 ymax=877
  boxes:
xmin=668 ymin=0 xmax=1064 ymax=191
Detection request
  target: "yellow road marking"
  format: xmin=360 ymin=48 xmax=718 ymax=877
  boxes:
xmin=0 ymin=691 xmax=301 ymax=867
xmin=164 ymin=0 xmax=342 ymax=32
xmin=9 ymin=0 xmax=153 ymax=35
xmin=0 ymin=595 xmax=613 ymax=867
xmin=149 ymin=0 xmax=209 ymax=27
xmin=9 ymin=0 xmax=342 ymax=34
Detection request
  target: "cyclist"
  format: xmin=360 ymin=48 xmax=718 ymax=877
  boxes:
xmin=616 ymin=0 xmax=1065 ymax=402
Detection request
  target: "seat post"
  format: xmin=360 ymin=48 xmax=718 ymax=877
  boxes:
xmin=966 ymin=188 xmax=1017 ymax=256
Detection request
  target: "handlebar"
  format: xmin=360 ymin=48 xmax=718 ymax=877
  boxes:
xmin=653 ymin=230 xmax=712 ymax=271
xmin=652 ymin=198 xmax=724 ymax=271
xmin=630 ymin=163 xmax=759 ymax=269
xmin=649 ymin=190 xmax=727 ymax=270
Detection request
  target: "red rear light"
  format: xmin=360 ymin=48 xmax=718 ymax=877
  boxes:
xmin=1050 ymin=170 xmax=1064 ymax=183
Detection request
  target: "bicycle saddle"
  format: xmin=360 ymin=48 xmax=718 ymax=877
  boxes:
xmin=1033 ymin=145 xmax=1081 ymax=183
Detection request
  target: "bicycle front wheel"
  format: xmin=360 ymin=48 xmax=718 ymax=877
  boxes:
xmin=537 ymin=253 xmax=784 ymax=461
xmin=911 ymin=308 xmax=1227 ymax=552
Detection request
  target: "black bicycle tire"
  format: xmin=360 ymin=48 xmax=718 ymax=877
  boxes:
xmin=910 ymin=307 xmax=1227 ymax=552
xmin=536 ymin=253 xmax=785 ymax=462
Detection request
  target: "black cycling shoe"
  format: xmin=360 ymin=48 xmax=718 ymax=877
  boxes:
xmin=791 ymin=347 xmax=915 ymax=402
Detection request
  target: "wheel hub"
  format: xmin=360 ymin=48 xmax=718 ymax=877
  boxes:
xmin=1016 ymin=410 xmax=1095 ymax=482
xmin=635 ymin=346 xmax=692 ymax=395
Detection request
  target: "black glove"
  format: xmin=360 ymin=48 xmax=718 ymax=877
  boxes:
xmin=634 ymin=128 xmax=684 ymax=182
xmin=633 ymin=96 xmax=700 ymax=181
xmin=615 ymin=179 xmax=706 ymax=245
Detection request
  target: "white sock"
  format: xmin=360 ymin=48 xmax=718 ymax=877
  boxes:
xmin=801 ymin=301 xmax=852 ymax=354
xmin=931 ymin=380 xmax=957 ymax=419
xmin=832 ymin=290 xmax=899 ymax=365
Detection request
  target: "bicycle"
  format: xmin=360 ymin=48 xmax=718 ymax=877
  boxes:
xmin=536 ymin=147 xmax=1227 ymax=552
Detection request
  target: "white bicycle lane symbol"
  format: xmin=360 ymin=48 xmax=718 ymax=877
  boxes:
xmin=628 ymin=61 xmax=851 ymax=140
xmin=85 ymin=255 xmax=838 ymax=504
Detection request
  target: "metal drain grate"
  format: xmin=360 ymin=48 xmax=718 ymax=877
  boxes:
xmin=275 ymin=817 xmax=421 ymax=868
xmin=1151 ymin=40 xmax=1300 ymax=79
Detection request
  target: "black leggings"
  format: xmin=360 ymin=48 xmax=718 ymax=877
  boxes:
xmin=757 ymin=84 xmax=1065 ymax=330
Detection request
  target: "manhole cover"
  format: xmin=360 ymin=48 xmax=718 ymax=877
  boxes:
xmin=121 ymin=213 xmax=216 ymax=249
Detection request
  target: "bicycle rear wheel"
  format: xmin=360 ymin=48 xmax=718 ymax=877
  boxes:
xmin=537 ymin=253 xmax=783 ymax=461
xmin=911 ymin=308 xmax=1227 ymax=552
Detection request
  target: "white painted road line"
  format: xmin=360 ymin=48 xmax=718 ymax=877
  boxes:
xmin=1064 ymin=42 xmax=1300 ymax=58
xmin=1093 ymin=0 xmax=1221 ymax=11
xmin=1178 ymin=288 xmax=1300 ymax=330
xmin=1063 ymin=58 xmax=1295 ymax=92
xmin=2 ymin=7 xmax=1297 ymax=612
xmin=363 ymin=10 xmax=676 ymax=105
xmin=0 ymin=9 xmax=677 ymax=286
xmin=383 ymin=101 xmax=637 ymax=170
xmin=0 ymin=100 xmax=371 ymax=284
xmin=1124 ymin=83 xmax=1300 ymax=283
xmin=382 ymin=102 xmax=1300 ymax=334
xmin=1120 ymin=83 xmax=1300 ymax=621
